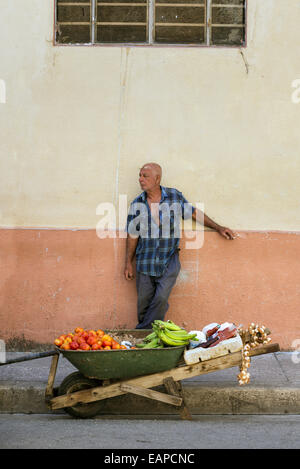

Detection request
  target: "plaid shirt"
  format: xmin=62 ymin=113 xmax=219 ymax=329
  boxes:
xmin=126 ymin=186 xmax=195 ymax=276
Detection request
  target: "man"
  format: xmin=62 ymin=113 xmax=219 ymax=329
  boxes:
xmin=124 ymin=163 xmax=235 ymax=329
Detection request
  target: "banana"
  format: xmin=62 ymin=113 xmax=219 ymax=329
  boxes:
xmin=158 ymin=330 xmax=189 ymax=347
xmin=154 ymin=324 xmax=187 ymax=346
xmin=143 ymin=331 xmax=157 ymax=342
xmin=166 ymin=320 xmax=183 ymax=331
xmin=153 ymin=319 xmax=182 ymax=331
xmin=163 ymin=328 xmax=189 ymax=339
xmin=154 ymin=321 xmax=196 ymax=339
xmin=141 ymin=321 xmax=193 ymax=347
xmin=136 ymin=339 xmax=163 ymax=349
xmin=143 ymin=337 xmax=161 ymax=349
xmin=152 ymin=324 xmax=161 ymax=336
xmin=163 ymin=336 xmax=189 ymax=347
xmin=153 ymin=320 xmax=166 ymax=328
xmin=163 ymin=328 xmax=197 ymax=341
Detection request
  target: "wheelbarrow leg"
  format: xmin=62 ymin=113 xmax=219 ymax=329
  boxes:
xmin=163 ymin=377 xmax=192 ymax=421
xmin=45 ymin=353 xmax=59 ymax=404
xmin=120 ymin=383 xmax=182 ymax=407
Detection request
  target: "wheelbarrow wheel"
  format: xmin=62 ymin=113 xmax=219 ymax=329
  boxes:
xmin=58 ymin=372 xmax=103 ymax=419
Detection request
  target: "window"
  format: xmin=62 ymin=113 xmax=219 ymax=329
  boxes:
xmin=55 ymin=0 xmax=246 ymax=46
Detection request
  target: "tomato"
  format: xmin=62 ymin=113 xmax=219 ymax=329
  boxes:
xmin=87 ymin=336 xmax=97 ymax=346
xmin=112 ymin=342 xmax=121 ymax=350
xmin=70 ymin=341 xmax=79 ymax=350
xmin=61 ymin=342 xmax=71 ymax=350
xmin=80 ymin=343 xmax=90 ymax=350
xmin=91 ymin=343 xmax=101 ymax=350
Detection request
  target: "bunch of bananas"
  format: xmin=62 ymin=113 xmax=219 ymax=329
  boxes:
xmin=136 ymin=320 xmax=197 ymax=348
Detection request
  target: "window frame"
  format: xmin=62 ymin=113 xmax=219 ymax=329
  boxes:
xmin=54 ymin=0 xmax=247 ymax=48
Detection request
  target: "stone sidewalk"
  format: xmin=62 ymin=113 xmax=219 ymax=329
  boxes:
xmin=0 ymin=352 xmax=299 ymax=416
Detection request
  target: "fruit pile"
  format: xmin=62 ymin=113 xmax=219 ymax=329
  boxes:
xmin=136 ymin=320 xmax=197 ymax=348
xmin=54 ymin=327 xmax=127 ymax=351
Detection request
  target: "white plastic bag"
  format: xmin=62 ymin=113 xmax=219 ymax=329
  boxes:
xmin=188 ymin=330 xmax=206 ymax=349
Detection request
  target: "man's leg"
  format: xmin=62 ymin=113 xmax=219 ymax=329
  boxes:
xmin=135 ymin=252 xmax=181 ymax=329
xmin=136 ymin=271 xmax=156 ymax=328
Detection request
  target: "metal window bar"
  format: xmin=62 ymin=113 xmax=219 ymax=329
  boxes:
xmin=149 ymin=0 xmax=154 ymax=44
xmin=54 ymin=0 xmax=58 ymax=42
xmin=212 ymin=3 xmax=245 ymax=7
xmin=91 ymin=0 xmax=96 ymax=43
xmin=206 ymin=0 xmax=211 ymax=45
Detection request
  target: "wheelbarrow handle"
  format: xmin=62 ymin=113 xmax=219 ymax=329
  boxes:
xmin=0 ymin=350 xmax=59 ymax=366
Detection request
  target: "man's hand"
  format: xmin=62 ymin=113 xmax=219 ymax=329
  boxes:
xmin=124 ymin=262 xmax=135 ymax=280
xmin=124 ymin=235 xmax=138 ymax=280
xmin=217 ymin=226 xmax=236 ymax=240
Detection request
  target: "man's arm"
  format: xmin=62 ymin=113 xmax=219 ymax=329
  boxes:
xmin=124 ymin=235 xmax=139 ymax=280
xmin=192 ymin=208 xmax=235 ymax=240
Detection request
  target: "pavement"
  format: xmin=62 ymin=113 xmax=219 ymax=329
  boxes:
xmin=0 ymin=351 xmax=299 ymax=416
xmin=2 ymin=414 xmax=300 ymax=449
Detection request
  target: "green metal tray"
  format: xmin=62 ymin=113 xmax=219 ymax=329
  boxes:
xmin=57 ymin=329 xmax=185 ymax=380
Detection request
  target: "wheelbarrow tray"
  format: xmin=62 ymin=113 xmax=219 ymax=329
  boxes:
xmin=59 ymin=346 xmax=185 ymax=380
xmin=58 ymin=329 xmax=185 ymax=380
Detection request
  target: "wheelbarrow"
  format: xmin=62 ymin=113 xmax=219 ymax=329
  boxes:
xmin=44 ymin=329 xmax=280 ymax=419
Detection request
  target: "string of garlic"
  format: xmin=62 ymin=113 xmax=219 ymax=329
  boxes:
xmin=237 ymin=323 xmax=271 ymax=386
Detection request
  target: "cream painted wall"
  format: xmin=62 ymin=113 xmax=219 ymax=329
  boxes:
xmin=0 ymin=0 xmax=300 ymax=230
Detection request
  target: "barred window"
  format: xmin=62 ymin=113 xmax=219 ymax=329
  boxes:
xmin=55 ymin=0 xmax=246 ymax=46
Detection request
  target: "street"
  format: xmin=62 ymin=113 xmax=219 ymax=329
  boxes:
xmin=0 ymin=414 xmax=299 ymax=449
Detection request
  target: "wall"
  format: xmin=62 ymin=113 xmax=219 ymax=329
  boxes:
xmin=0 ymin=0 xmax=300 ymax=349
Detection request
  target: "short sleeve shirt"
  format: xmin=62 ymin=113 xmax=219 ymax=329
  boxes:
xmin=126 ymin=186 xmax=195 ymax=276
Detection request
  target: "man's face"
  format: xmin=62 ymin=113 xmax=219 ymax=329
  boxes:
xmin=139 ymin=167 xmax=158 ymax=191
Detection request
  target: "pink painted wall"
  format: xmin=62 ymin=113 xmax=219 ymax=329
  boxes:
xmin=0 ymin=229 xmax=299 ymax=349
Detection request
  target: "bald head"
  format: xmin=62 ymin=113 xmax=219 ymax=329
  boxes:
xmin=139 ymin=163 xmax=162 ymax=193
xmin=141 ymin=163 xmax=162 ymax=180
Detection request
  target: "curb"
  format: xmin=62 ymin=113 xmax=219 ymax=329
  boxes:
xmin=1 ymin=381 xmax=299 ymax=416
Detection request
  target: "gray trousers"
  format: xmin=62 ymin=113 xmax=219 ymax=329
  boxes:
xmin=135 ymin=251 xmax=181 ymax=329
